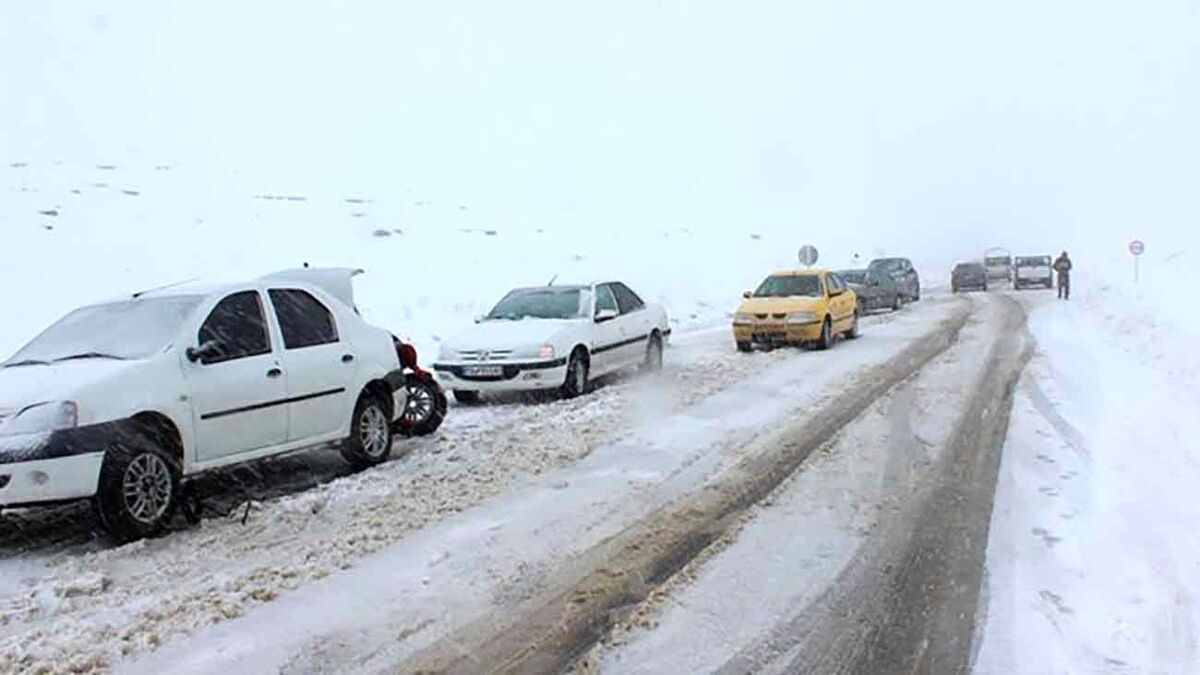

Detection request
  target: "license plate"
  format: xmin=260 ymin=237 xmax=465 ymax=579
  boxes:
xmin=463 ymin=365 xmax=503 ymax=377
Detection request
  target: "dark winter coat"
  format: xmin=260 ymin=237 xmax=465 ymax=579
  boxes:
xmin=1053 ymin=255 xmax=1072 ymax=277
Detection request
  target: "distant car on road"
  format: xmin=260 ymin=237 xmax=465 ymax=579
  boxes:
xmin=732 ymin=269 xmax=859 ymax=352
xmin=867 ymin=257 xmax=921 ymax=302
xmin=838 ymin=268 xmax=902 ymax=312
xmin=983 ymin=248 xmax=1013 ymax=282
xmin=434 ymin=282 xmax=670 ymax=403
xmin=1013 ymin=255 xmax=1053 ymax=289
xmin=951 ymin=262 xmax=989 ymax=292
xmin=0 ymin=268 xmax=410 ymax=542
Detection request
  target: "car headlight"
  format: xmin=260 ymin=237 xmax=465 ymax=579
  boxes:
xmin=734 ymin=313 xmax=755 ymax=323
xmin=786 ymin=311 xmax=818 ymax=324
xmin=538 ymin=345 xmax=556 ymax=360
xmin=1 ymin=401 xmax=78 ymax=436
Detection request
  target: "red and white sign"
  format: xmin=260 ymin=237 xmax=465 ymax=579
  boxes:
xmin=1129 ymin=239 xmax=1145 ymax=256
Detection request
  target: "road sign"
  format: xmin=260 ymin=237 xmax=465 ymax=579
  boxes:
xmin=798 ymin=245 xmax=819 ymax=267
xmin=1129 ymin=239 xmax=1145 ymax=256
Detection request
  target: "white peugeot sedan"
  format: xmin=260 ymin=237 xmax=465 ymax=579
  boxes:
xmin=0 ymin=268 xmax=407 ymax=542
xmin=434 ymin=282 xmax=670 ymax=403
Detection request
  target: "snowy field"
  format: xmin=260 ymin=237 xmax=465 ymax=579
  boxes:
xmin=974 ymin=266 xmax=1200 ymax=673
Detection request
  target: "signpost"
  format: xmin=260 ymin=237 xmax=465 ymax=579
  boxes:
xmin=1129 ymin=238 xmax=1145 ymax=282
xmin=798 ymin=245 xmax=819 ymax=267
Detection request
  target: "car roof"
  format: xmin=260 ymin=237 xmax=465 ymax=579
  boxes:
xmin=768 ymin=268 xmax=829 ymax=277
xmin=127 ymin=268 xmax=361 ymax=307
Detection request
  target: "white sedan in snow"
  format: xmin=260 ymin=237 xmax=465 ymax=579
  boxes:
xmin=434 ymin=282 xmax=670 ymax=403
xmin=0 ymin=268 xmax=408 ymax=542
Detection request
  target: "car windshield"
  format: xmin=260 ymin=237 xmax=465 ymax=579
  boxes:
xmin=3 ymin=295 xmax=203 ymax=366
xmin=984 ymin=256 xmax=1011 ymax=265
xmin=838 ymin=270 xmax=867 ymax=284
xmin=869 ymin=259 xmax=906 ymax=273
xmin=486 ymin=288 xmax=587 ymax=320
xmin=753 ymin=275 xmax=822 ymax=298
xmin=1016 ymin=256 xmax=1050 ymax=266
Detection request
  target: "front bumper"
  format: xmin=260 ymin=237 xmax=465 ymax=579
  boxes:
xmin=732 ymin=321 xmax=823 ymax=345
xmin=432 ymin=358 xmax=569 ymax=392
xmin=0 ymin=451 xmax=104 ymax=507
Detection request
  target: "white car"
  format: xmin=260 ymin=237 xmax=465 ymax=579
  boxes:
xmin=1013 ymin=255 xmax=1053 ymax=289
xmin=434 ymin=282 xmax=670 ymax=403
xmin=0 ymin=268 xmax=407 ymax=542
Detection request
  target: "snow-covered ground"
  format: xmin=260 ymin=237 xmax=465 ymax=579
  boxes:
xmin=974 ymin=267 xmax=1200 ymax=673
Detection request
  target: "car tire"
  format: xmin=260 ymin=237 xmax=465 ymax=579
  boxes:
xmin=341 ymin=394 xmax=394 ymax=470
xmin=913 ymin=287 xmax=921 ymax=302
xmin=816 ymin=317 xmax=834 ymax=351
xmin=736 ymin=341 xmax=753 ymax=353
xmin=642 ymin=332 xmax=664 ymax=373
xmin=561 ymin=348 xmax=590 ymax=399
xmin=845 ymin=309 xmax=861 ymax=340
xmin=893 ymin=294 xmax=903 ymax=310
xmin=453 ymin=390 xmax=481 ymax=405
xmin=395 ymin=375 xmax=447 ymax=437
xmin=94 ymin=431 xmax=180 ymax=543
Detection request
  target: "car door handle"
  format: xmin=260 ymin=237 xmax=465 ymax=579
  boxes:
xmin=267 ymin=367 xmax=283 ymax=378
xmin=341 ymin=354 xmax=355 ymax=363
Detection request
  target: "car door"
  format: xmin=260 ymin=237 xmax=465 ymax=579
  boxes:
xmin=827 ymin=274 xmax=854 ymax=329
xmin=185 ymin=289 xmax=288 ymax=463
xmin=611 ymin=282 xmax=653 ymax=367
xmin=267 ymin=288 xmax=355 ymax=442
xmin=590 ymin=284 xmax=624 ymax=376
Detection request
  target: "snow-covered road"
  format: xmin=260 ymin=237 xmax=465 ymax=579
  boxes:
xmin=121 ymin=296 xmax=966 ymax=674
xmin=0 ymin=299 xmax=935 ymax=673
xmin=588 ymin=292 xmax=1028 ymax=673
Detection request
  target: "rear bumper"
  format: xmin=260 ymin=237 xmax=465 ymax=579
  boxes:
xmin=432 ymin=359 xmax=569 ymax=392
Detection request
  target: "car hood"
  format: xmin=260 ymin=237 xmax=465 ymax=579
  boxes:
xmin=440 ymin=319 xmax=583 ymax=357
xmin=736 ymin=297 xmax=826 ymax=315
xmin=0 ymin=359 xmax=143 ymax=413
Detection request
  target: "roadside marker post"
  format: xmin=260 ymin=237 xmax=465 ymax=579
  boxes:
xmin=1129 ymin=238 xmax=1145 ymax=283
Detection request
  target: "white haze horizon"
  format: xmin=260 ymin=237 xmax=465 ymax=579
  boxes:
xmin=2 ymin=1 xmax=1198 ymax=352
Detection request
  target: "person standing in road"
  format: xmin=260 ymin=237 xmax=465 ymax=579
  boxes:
xmin=1053 ymin=251 xmax=1073 ymax=299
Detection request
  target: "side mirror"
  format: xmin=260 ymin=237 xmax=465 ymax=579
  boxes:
xmin=186 ymin=340 xmax=222 ymax=363
xmin=595 ymin=308 xmax=619 ymax=323
xmin=742 ymin=290 xmax=752 ymax=300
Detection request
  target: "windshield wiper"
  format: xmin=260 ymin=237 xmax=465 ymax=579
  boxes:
xmin=1 ymin=359 xmax=50 ymax=368
xmin=52 ymin=352 xmax=128 ymax=363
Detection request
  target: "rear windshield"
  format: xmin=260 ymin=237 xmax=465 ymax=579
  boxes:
xmin=487 ymin=288 xmax=588 ymax=320
xmin=1015 ymin=256 xmax=1051 ymax=266
xmin=753 ymin=275 xmax=822 ymax=298
xmin=869 ymin=259 xmax=907 ymax=273
xmin=956 ymin=263 xmax=985 ymax=272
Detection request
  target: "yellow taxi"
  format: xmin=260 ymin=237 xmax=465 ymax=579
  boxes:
xmin=732 ymin=268 xmax=860 ymax=352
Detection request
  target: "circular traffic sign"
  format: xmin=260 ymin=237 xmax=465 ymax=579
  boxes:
xmin=798 ymin=245 xmax=819 ymax=267
xmin=1129 ymin=239 xmax=1145 ymax=256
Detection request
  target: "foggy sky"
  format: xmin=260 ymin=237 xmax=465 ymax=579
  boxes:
xmin=3 ymin=1 xmax=1198 ymax=262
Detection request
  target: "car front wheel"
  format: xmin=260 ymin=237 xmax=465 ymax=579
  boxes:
xmin=342 ymin=394 xmax=394 ymax=470
xmin=561 ymin=349 xmax=590 ymax=398
xmin=95 ymin=433 xmax=180 ymax=543
xmin=815 ymin=317 xmax=834 ymax=351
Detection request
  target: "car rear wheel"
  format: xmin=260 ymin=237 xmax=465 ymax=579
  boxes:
xmin=95 ymin=432 xmax=180 ymax=543
xmin=396 ymin=375 xmax=447 ymax=437
xmin=845 ymin=309 xmax=861 ymax=340
xmin=561 ymin=349 xmax=590 ymax=399
xmin=642 ymin=332 xmax=664 ymax=373
xmin=815 ymin=317 xmax=834 ymax=351
xmin=341 ymin=394 xmax=394 ymax=470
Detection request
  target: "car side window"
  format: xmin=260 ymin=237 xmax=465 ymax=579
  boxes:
xmin=198 ymin=291 xmax=272 ymax=364
xmin=595 ymin=284 xmax=619 ymax=315
xmin=828 ymin=274 xmax=845 ymax=294
xmin=269 ymin=289 xmax=339 ymax=349
xmin=612 ymin=283 xmax=645 ymax=314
